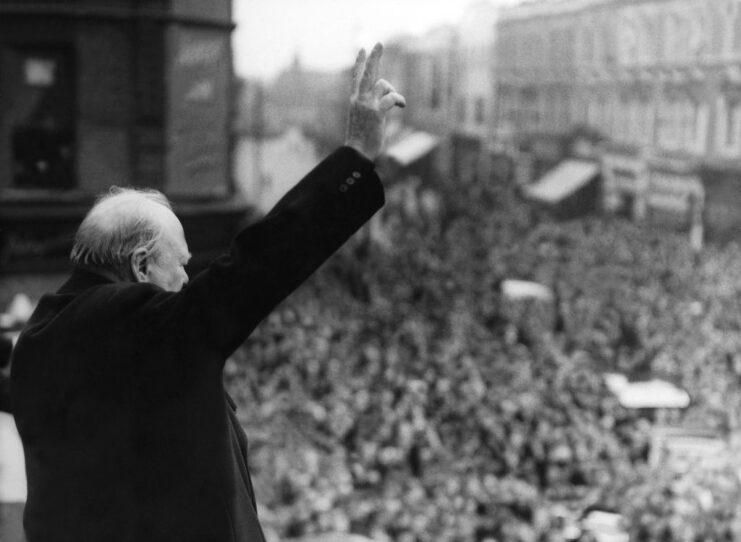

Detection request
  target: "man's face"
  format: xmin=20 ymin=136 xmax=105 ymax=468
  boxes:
xmin=146 ymin=208 xmax=191 ymax=292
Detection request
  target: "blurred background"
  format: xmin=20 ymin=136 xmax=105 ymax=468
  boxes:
xmin=3 ymin=0 xmax=741 ymax=540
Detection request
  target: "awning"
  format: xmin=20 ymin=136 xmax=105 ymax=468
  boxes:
xmin=384 ymin=131 xmax=440 ymax=166
xmin=581 ymin=511 xmax=629 ymax=542
xmin=501 ymin=279 xmax=553 ymax=302
xmin=604 ymin=373 xmax=691 ymax=409
xmin=525 ymin=159 xmax=599 ymax=204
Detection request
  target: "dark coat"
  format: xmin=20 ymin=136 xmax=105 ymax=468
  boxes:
xmin=0 ymin=335 xmax=12 ymax=413
xmin=10 ymin=147 xmax=384 ymax=542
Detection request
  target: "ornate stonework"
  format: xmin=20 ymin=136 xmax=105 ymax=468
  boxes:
xmin=495 ymin=0 xmax=741 ymax=161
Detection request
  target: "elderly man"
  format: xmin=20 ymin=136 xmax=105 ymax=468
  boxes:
xmin=11 ymin=45 xmax=404 ymax=542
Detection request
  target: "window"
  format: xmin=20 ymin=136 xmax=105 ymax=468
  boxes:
xmin=622 ymin=99 xmax=638 ymax=143
xmin=733 ymin=2 xmax=741 ymax=52
xmin=618 ymin=16 xmax=639 ymax=66
xmin=671 ymin=99 xmax=683 ymax=149
xmin=689 ymin=13 xmax=709 ymax=60
xmin=496 ymin=89 xmax=509 ymax=125
xmin=555 ymin=90 xmax=570 ymax=129
xmin=430 ymin=58 xmax=442 ymax=109
xmin=571 ymin=94 xmax=585 ymax=125
xmin=716 ymin=94 xmax=741 ymax=157
xmin=582 ymin=28 xmax=594 ymax=66
xmin=725 ymin=99 xmax=738 ymax=148
xmin=665 ymin=14 xmax=679 ymax=62
xmin=521 ymin=87 xmax=538 ymax=130
xmin=458 ymin=99 xmax=467 ymax=124
xmin=639 ymin=100 xmax=655 ymax=145
xmin=608 ymin=97 xmax=620 ymax=138
xmin=475 ymin=97 xmax=485 ymax=125
xmin=724 ymin=1 xmax=737 ymax=57
xmin=0 ymin=46 xmax=76 ymax=189
xmin=658 ymin=96 xmax=679 ymax=150
xmin=587 ymin=97 xmax=600 ymax=129
xmin=691 ymin=101 xmax=709 ymax=154
xmin=710 ymin=6 xmax=724 ymax=58
xmin=598 ymin=98 xmax=608 ymax=132
xmin=538 ymin=91 xmax=549 ymax=131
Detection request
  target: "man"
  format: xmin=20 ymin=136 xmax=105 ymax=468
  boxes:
xmin=10 ymin=44 xmax=405 ymax=542
xmin=1 ymin=333 xmax=12 ymax=413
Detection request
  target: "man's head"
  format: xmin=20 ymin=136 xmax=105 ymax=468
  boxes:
xmin=70 ymin=187 xmax=191 ymax=292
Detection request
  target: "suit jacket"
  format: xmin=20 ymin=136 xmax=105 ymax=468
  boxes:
xmin=10 ymin=147 xmax=384 ymax=542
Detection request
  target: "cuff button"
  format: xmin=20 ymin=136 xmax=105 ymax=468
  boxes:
xmin=346 ymin=177 xmax=355 ymax=185
xmin=339 ymin=184 xmax=348 ymax=193
xmin=351 ymin=171 xmax=361 ymax=179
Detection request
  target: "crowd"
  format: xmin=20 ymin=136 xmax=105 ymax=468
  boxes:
xmin=5 ymin=167 xmax=741 ymax=540
xmin=222 ymin=173 xmax=741 ymax=541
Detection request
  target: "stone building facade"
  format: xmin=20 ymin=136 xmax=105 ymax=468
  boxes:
xmin=495 ymin=0 xmax=741 ymax=235
xmin=0 ymin=0 xmax=243 ymax=271
xmin=451 ymin=1 xmax=501 ymax=186
xmin=381 ymin=26 xmax=458 ymax=191
xmin=496 ymin=0 xmax=741 ymax=155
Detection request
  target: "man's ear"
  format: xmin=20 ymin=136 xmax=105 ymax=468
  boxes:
xmin=130 ymin=248 xmax=149 ymax=283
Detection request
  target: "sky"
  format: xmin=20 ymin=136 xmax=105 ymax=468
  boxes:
xmin=232 ymin=0 xmax=516 ymax=80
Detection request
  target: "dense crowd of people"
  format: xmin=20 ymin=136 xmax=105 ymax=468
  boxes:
xmin=222 ymin=172 xmax=741 ymax=540
xmin=4 ymin=166 xmax=739 ymax=539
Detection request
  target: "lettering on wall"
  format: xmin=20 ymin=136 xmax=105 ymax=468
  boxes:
xmin=176 ymin=36 xmax=223 ymax=104
xmin=176 ymin=38 xmax=223 ymax=68
xmin=603 ymin=155 xmax=643 ymax=193
xmin=24 ymin=58 xmax=56 ymax=87
xmin=168 ymin=28 xmax=229 ymax=195
xmin=647 ymin=170 xmax=703 ymax=212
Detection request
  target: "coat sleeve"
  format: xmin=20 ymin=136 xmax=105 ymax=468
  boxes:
xmin=134 ymin=146 xmax=384 ymax=359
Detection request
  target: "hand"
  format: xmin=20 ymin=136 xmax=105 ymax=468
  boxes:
xmin=345 ymin=43 xmax=406 ymax=160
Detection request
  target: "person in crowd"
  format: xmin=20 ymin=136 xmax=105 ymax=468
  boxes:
xmin=10 ymin=44 xmax=405 ymax=542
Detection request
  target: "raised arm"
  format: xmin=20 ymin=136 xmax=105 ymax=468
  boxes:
xmin=146 ymin=44 xmax=406 ymax=358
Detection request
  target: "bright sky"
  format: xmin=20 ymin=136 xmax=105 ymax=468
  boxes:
xmin=232 ymin=0 xmax=515 ymax=80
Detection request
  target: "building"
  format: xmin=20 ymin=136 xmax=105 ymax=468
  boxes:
xmin=0 ymin=0 xmax=244 ymax=272
xmin=262 ymin=56 xmax=348 ymax=155
xmin=233 ymin=126 xmax=321 ymax=214
xmin=378 ymin=26 xmax=460 ymax=197
xmin=495 ymin=0 xmax=741 ymax=235
xmin=451 ymin=1 xmax=501 ymax=186
xmin=402 ymin=26 xmax=459 ymax=142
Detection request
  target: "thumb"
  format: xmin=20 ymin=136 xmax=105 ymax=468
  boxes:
xmin=379 ymin=92 xmax=406 ymax=112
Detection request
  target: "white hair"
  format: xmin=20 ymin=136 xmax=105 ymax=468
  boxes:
xmin=70 ymin=187 xmax=173 ymax=279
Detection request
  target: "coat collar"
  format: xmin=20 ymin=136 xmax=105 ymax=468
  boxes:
xmin=57 ymin=267 xmax=116 ymax=295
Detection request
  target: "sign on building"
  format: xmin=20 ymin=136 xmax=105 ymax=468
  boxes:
xmin=601 ymin=152 xmax=648 ymax=219
xmin=166 ymin=27 xmax=231 ymax=197
xmin=647 ymin=169 xmax=703 ymax=215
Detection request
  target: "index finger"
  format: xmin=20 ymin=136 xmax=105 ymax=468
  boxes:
xmin=359 ymin=42 xmax=383 ymax=94
xmin=351 ymin=48 xmax=366 ymax=95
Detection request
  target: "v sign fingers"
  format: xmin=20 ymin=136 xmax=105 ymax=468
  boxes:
xmin=351 ymin=48 xmax=366 ymax=96
xmin=345 ymin=42 xmax=406 ymax=160
xmin=379 ymin=91 xmax=406 ymax=112
xmin=359 ymin=43 xmax=383 ymax=94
